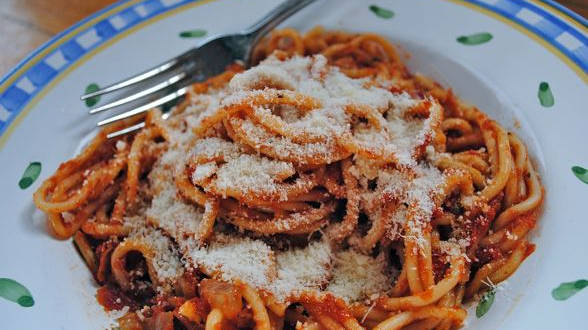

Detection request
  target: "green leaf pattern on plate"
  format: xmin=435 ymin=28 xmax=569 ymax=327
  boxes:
xmin=18 ymin=162 xmax=41 ymax=189
xmin=538 ymin=82 xmax=554 ymax=107
xmin=457 ymin=32 xmax=493 ymax=45
xmin=476 ymin=289 xmax=495 ymax=318
xmin=84 ymin=83 xmax=100 ymax=108
xmin=179 ymin=29 xmax=207 ymax=38
xmin=552 ymin=280 xmax=588 ymax=300
xmin=0 ymin=278 xmax=34 ymax=307
xmin=572 ymin=166 xmax=588 ymax=184
xmin=369 ymin=5 xmax=394 ymax=19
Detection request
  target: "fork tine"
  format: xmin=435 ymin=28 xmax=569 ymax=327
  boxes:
xmin=107 ymin=122 xmax=146 ymax=139
xmin=89 ymin=71 xmax=188 ymax=114
xmin=97 ymin=86 xmax=188 ymax=127
xmin=106 ymin=112 xmax=171 ymax=139
xmin=81 ymin=57 xmax=181 ymax=101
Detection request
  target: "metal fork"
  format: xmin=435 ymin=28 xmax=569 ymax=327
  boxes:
xmin=82 ymin=0 xmax=316 ymax=137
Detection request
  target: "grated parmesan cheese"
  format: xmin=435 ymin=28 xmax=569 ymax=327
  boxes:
xmin=146 ymin=182 xmax=203 ymax=240
xmin=270 ymin=239 xmax=332 ymax=301
xmin=181 ymin=234 xmax=276 ymax=289
xmin=213 ymin=154 xmax=295 ymax=200
xmin=327 ymin=249 xmax=395 ymax=303
xmin=125 ymin=223 xmax=184 ymax=281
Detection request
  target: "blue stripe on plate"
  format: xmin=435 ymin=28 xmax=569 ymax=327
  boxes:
xmin=468 ymin=0 xmax=588 ymax=72
xmin=119 ymin=6 xmax=142 ymax=24
xmin=495 ymin=0 xmax=522 ymax=16
xmin=26 ymin=62 xmax=58 ymax=87
xmin=95 ymin=20 xmax=118 ymax=39
xmin=60 ymin=39 xmax=86 ymax=61
xmin=0 ymin=86 xmax=30 ymax=112
xmin=574 ymin=46 xmax=588 ymax=64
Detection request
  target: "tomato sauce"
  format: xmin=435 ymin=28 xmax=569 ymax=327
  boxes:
xmin=96 ymin=285 xmax=139 ymax=311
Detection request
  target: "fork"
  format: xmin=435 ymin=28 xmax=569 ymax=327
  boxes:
xmin=82 ymin=0 xmax=316 ymax=138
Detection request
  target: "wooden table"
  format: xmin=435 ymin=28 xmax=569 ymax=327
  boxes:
xmin=0 ymin=0 xmax=586 ymax=76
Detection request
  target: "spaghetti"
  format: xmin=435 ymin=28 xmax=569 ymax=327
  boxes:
xmin=34 ymin=27 xmax=543 ymax=330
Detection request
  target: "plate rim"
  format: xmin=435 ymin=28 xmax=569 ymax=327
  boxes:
xmin=0 ymin=0 xmax=586 ymax=326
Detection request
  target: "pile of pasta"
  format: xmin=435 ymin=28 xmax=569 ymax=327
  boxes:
xmin=33 ymin=27 xmax=543 ymax=330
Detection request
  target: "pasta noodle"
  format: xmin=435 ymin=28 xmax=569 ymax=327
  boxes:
xmin=34 ymin=27 xmax=544 ymax=330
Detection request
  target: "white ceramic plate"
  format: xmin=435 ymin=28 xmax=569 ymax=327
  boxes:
xmin=0 ymin=0 xmax=586 ymax=328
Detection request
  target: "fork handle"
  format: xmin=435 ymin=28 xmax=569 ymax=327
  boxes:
xmin=244 ymin=0 xmax=316 ymax=45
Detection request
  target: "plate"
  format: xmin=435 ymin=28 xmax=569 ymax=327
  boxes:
xmin=0 ymin=0 xmax=586 ymax=328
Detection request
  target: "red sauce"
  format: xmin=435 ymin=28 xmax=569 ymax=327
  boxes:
xmin=467 ymin=196 xmax=501 ymax=259
xmin=525 ymin=243 xmax=536 ymax=258
xmin=96 ymin=285 xmax=139 ymax=312
xmin=416 ymin=288 xmax=434 ymax=300
xmin=183 ymin=297 xmax=210 ymax=322
xmin=176 ymin=270 xmax=200 ymax=299
xmin=95 ymin=240 xmax=117 ymax=284
xmin=432 ymin=251 xmax=449 ymax=283
xmin=476 ymin=246 xmax=503 ymax=266
xmin=299 ymin=293 xmax=353 ymax=324
xmin=143 ymin=311 xmax=174 ymax=330
xmin=518 ymin=211 xmax=539 ymax=230
xmin=441 ymin=91 xmax=461 ymax=117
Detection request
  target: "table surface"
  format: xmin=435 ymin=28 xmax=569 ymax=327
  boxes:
xmin=0 ymin=0 xmax=586 ymax=76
